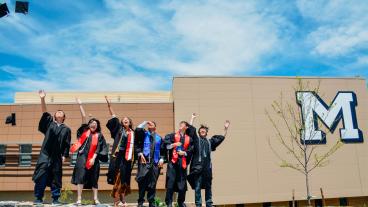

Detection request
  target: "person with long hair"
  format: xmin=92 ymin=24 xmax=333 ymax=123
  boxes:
xmin=70 ymin=98 xmax=108 ymax=205
xmin=105 ymin=96 xmax=136 ymax=207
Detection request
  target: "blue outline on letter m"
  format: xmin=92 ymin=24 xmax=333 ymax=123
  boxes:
xmin=296 ymin=91 xmax=363 ymax=144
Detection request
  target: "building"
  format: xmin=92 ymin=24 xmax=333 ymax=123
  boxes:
xmin=0 ymin=76 xmax=367 ymax=206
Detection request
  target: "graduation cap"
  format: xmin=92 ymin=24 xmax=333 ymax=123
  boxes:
xmin=15 ymin=1 xmax=28 ymax=14
xmin=5 ymin=113 xmax=16 ymax=126
xmin=0 ymin=3 xmax=10 ymax=18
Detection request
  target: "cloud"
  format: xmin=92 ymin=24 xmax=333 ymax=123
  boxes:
xmin=0 ymin=0 xmax=284 ymax=96
xmin=0 ymin=0 xmax=367 ymax=104
xmin=297 ymin=0 xmax=368 ymax=57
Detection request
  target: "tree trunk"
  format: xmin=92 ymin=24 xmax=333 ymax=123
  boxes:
xmin=306 ymin=172 xmax=311 ymax=206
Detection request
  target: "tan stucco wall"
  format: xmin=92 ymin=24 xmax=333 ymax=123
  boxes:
xmin=173 ymin=76 xmax=368 ymax=205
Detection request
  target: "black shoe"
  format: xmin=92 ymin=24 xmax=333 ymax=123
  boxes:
xmin=33 ymin=198 xmax=43 ymax=204
xmin=149 ymin=203 xmax=157 ymax=207
xmin=138 ymin=202 xmax=144 ymax=207
xmin=178 ymin=203 xmax=187 ymax=207
xmin=52 ymin=199 xmax=62 ymax=205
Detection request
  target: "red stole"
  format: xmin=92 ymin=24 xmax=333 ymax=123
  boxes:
xmin=171 ymin=131 xmax=190 ymax=169
xmin=70 ymin=129 xmax=99 ymax=169
xmin=125 ymin=128 xmax=134 ymax=161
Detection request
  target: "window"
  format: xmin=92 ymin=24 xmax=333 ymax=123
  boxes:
xmin=289 ymin=200 xmax=298 ymax=207
xmin=314 ymin=199 xmax=322 ymax=207
xmin=339 ymin=197 xmax=348 ymax=206
xmin=263 ymin=202 xmax=271 ymax=207
xmin=0 ymin=145 xmax=6 ymax=166
xmin=19 ymin=144 xmax=32 ymax=167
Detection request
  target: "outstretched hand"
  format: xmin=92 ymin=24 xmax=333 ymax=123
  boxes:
xmin=224 ymin=120 xmax=230 ymax=137
xmin=190 ymin=113 xmax=199 ymax=125
xmin=76 ymin=98 xmax=82 ymax=105
xmin=224 ymin=120 xmax=230 ymax=129
xmin=38 ymin=90 xmax=46 ymax=98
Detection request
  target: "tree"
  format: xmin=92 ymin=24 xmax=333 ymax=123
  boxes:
xmin=265 ymin=78 xmax=343 ymax=206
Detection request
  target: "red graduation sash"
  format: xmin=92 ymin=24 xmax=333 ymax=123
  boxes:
xmin=171 ymin=131 xmax=190 ymax=169
xmin=70 ymin=129 xmax=99 ymax=169
xmin=125 ymin=128 xmax=134 ymax=161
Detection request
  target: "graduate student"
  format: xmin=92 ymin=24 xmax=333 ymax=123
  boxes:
xmin=187 ymin=113 xmax=230 ymax=207
xmin=105 ymin=96 xmax=136 ymax=207
xmin=135 ymin=120 xmax=166 ymax=207
xmin=164 ymin=119 xmax=194 ymax=207
xmin=70 ymin=98 xmax=108 ymax=205
xmin=32 ymin=90 xmax=71 ymax=205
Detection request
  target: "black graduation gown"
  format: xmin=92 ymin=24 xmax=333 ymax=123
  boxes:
xmin=164 ymin=130 xmax=194 ymax=192
xmin=187 ymin=125 xmax=225 ymax=189
xmin=71 ymin=124 xmax=108 ymax=189
xmin=32 ymin=112 xmax=71 ymax=189
xmin=106 ymin=117 xmax=137 ymax=185
xmin=135 ymin=128 xmax=166 ymax=189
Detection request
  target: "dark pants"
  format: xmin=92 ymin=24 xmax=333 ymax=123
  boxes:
xmin=194 ymin=176 xmax=212 ymax=207
xmin=165 ymin=187 xmax=186 ymax=207
xmin=34 ymin=170 xmax=61 ymax=200
xmin=165 ymin=163 xmax=187 ymax=207
xmin=137 ymin=162 xmax=161 ymax=205
xmin=138 ymin=181 xmax=156 ymax=204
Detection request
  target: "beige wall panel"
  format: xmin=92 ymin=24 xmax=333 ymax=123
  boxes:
xmin=173 ymin=77 xmax=368 ymax=204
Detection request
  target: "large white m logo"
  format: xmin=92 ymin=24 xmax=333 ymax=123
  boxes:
xmin=296 ymin=91 xmax=363 ymax=144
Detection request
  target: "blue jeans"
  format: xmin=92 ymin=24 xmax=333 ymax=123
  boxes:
xmin=34 ymin=171 xmax=61 ymax=201
xmin=194 ymin=176 xmax=212 ymax=207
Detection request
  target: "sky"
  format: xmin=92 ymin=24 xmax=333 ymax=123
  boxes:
xmin=0 ymin=0 xmax=367 ymax=103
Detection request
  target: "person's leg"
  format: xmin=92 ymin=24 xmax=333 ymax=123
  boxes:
xmin=34 ymin=173 xmax=47 ymax=202
xmin=148 ymin=165 xmax=160 ymax=206
xmin=147 ymin=187 xmax=156 ymax=206
xmin=92 ymin=187 xmax=100 ymax=204
xmin=177 ymin=190 xmax=186 ymax=207
xmin=165 ymin=188 xmax=174 ymax=207
xmin=205 ymin=180 xmax=213 ymax=207
xmin=121 ymin=187 xmax=127 ymax=206
xmin=165 ymin=163 xmax=176 ymax=206
xmin=76 ymin=184 xmax=83 ymax=203
xmin=194 ymin=176 xmax=203 ymax=207
xmin=177 ymin=165 xmax=188 ymax=207
xmin=137 ymin=181 xmax=147 ymax=206
xmin=50 ymin=181 xmax=61 ymax=203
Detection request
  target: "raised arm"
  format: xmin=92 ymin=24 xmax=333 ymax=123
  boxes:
xmin=76 ymin=98 xmax=87 ymax=124
xmin=105 ymin=96 xmax=116 ymax=117
xmin=135 ymin=121 xmax=148 ymax=160
xmin=39 ymin=90 xmax=47 ymax=113
xmin=189 ymin=113 xmax=198 ymax=125
xmin=209 ymin=120 xmax=230 ymax=151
